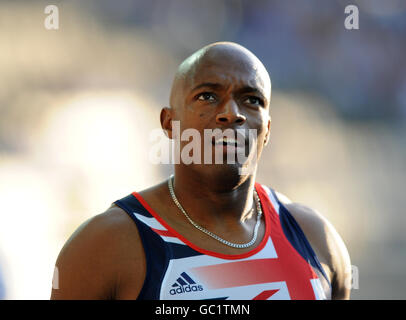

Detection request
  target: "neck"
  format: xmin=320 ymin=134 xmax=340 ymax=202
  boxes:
xmin=170 ymin=166 xmax=258 ymax=225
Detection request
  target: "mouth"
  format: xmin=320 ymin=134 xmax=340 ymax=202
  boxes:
xmin=211 ymin=133 xmax=247 ymax=154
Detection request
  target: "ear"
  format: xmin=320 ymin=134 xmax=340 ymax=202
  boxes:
xmin=160 ymin=107 xmax=173 ymax=139
xmin=264 ymin=116 xmax=271 ymax=146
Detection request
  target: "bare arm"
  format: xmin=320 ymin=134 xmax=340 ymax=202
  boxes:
xmin=51 ymin=207 xmax=145 ymax=300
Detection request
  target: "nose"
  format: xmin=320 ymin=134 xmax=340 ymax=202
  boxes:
xmin=216 ymin=99 xmax=246 ymax=126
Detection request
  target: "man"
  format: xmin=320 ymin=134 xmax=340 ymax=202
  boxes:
xmin=51 ymin=42 xmax=351 ymax=300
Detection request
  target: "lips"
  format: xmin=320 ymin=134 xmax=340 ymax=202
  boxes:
xmin=213 ymin=137 xmax=239 ymax=146
xmin=211 ymin=132 xmax=246 ymax=148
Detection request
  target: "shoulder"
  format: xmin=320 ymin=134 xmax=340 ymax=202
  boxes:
xmin=274 ymin=191 xmax=352 ymax=300
xmin=51 ymin=205 xmax=146 ymax=299
xmin=59 ymin=205 xmax=143 ymax=258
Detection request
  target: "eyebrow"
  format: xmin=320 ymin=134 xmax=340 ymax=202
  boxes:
xmin=236 ymin=86 xmax=265 ymax=97
xmin=191 ymin=82 xmax=265 ymax=97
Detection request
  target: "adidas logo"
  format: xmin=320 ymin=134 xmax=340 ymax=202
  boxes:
xmin=169 ymin=272 xmax=203 ymax=295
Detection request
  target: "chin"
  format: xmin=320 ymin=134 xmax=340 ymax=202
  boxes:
xmin=194 ymin=163 xmax=255 ymax=191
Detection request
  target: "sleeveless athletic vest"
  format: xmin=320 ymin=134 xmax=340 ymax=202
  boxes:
xmin=114 ymin=183 xmax=330 ymax=300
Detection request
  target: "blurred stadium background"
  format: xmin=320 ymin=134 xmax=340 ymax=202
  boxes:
xmin=0 ymin=0 xmax=405 ymax=299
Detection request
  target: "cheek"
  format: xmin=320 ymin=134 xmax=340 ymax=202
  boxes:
xmin=184 ymin=108 xmax=213 ymax=129
xmin=250 ymin=115 xmax=268 ymax=136
xmin=178 ymin=110 xmax=209 ymax=138
xmin=250 ymin=116 xmax=270 ymax=149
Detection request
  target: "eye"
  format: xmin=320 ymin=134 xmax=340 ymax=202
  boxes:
xmin=243 ymin=96 xmax=263 ymax=106
xmin=196 ymin=92 xmax=216 ymax=102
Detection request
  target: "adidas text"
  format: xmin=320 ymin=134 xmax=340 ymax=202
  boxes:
xmin=169 ymin=284 xmax=203 ymax=295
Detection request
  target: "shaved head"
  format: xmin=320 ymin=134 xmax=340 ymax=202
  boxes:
xmin=169 ymin=42 xmax=271 ymax=113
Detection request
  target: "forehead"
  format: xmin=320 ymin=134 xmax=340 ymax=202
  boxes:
xmin=184 ymin=51 xmax=270 ymax=97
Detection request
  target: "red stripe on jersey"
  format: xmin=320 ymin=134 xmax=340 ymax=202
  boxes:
xmin=253 ymin=290 xmax=280 ymax=300
xmin=151 ymin=228 xmax=175 ymax=237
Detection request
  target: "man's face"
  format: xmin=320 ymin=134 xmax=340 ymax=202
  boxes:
xmin=169 ymin=48 xmax=271 ymax=178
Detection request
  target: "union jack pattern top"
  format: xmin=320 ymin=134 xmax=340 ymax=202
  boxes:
xmin=114 ymin=183 xmax=330 ymax=300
